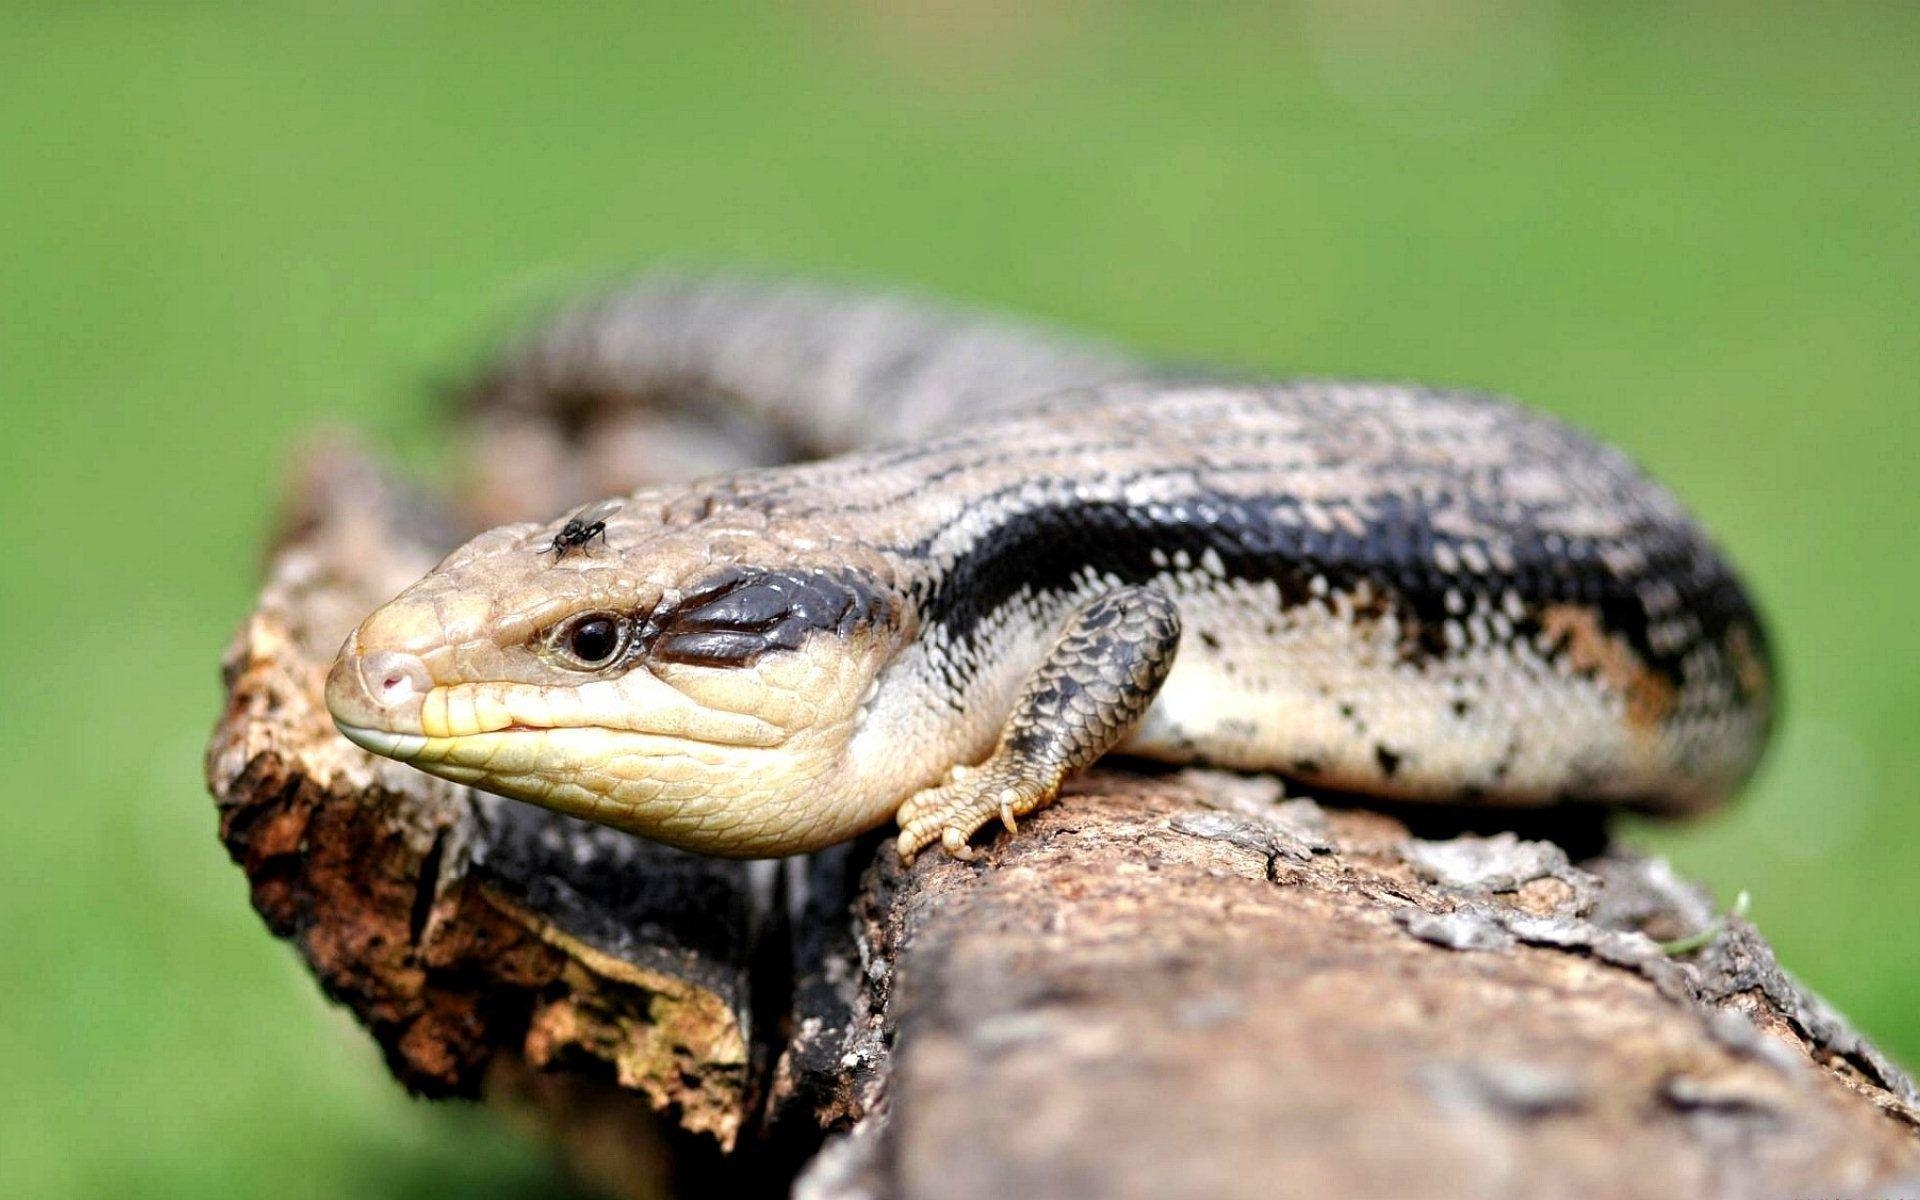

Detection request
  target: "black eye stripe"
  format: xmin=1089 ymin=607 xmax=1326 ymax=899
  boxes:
xmin=653 ymin=630 xmax=772 ymax=668
xmin=677 ymin=581 xmax=799 ymax=630
xmin=764 ymin=616 xmax=810 ymax=651
xmin=646 ymin=569 xmax=893 ymax=667
xmin=536 ymin=572 xmax=892 ymax=671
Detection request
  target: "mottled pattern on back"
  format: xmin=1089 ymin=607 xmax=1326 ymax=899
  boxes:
xmin=658 ymin=379 xmax=1770 ymax=811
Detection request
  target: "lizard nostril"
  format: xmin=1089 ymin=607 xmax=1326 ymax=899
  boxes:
xmin=358 ymin=651 xmax=431 ymax=709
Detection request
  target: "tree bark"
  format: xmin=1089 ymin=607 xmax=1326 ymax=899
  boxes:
xmin=208 ymin=442 xmax=1920 ymax=1200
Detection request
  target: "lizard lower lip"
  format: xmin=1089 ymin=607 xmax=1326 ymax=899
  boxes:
xmin=335 ymin=724 xmax=430 ymax=760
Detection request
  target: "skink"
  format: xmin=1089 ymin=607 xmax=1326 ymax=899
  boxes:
xmin=325 ymin=278 xmax=1772 ymax=861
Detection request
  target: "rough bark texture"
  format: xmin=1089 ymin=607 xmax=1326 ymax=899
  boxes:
xmin=796 ymin=780 xmax=1920 ymax=1200
xmin=205 ymin=445 xmax=767 ymax=1197
xmin=209 ymin=444 xmax=1920 ymax=1200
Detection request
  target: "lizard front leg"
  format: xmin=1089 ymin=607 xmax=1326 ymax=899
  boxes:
xmin=896 ymin=585 xmax=1182 ymax=863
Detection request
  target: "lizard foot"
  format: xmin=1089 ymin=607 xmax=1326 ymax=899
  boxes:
xmin=893 ymin=586 xmax=1182 ymax=865
xmin=894 ymin=759 xmax=1060 ymax=864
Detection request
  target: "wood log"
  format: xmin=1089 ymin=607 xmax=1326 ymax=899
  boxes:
xmin=796 ymin=779 xmax=1920 ymax=1200
xmin=207 ymin=430 xmax=1920 ymax=1200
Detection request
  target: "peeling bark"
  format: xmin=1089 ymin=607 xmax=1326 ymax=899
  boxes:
xmin=205 ymin=444 xmax=766 ymax=1170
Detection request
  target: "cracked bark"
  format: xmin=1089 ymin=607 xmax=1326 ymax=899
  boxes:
xmin=208 ymin=439 xmax=1920 ymax=1200
xmin=797 ymin=781 xmax=1920 ymax=1200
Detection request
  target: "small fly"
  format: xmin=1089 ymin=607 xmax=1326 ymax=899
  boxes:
xmin=544 ymin=499 xmax=623 ymax=559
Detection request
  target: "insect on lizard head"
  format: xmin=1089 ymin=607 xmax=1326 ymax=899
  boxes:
xmin=324 ymin=497 xmax=908 ymax=856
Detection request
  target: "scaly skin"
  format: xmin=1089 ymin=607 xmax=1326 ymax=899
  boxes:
xmin=326 ymin=279 xmax=1773 ymax=861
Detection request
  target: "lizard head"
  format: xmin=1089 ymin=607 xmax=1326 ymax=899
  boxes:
xmin=325 ymin=496 xmax=910 ymax=857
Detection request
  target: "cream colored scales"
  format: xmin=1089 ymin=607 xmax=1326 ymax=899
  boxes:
xmin=326 ymin=278 xmax=1772 ymax=860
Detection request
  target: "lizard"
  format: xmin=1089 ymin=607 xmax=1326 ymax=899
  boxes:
xmin=324 ymin=276 xmax=1774 ymax=862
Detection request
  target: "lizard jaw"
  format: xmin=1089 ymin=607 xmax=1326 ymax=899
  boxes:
xmin=333 ymin=723 xmax=430 ymax=760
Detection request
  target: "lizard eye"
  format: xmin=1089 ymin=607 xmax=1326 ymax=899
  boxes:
xmin=553 ymin=613 xmax=629 ymax=669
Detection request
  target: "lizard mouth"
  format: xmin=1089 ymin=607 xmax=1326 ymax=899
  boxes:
xmin=334 ymin=696 xmax=792 ymax=772
xmin=335 ymin=721 xmax=548 ymax=757
xmin=329 ymin=720 xmax=799 ymax=845
xmin=334 ymin=722 xmax=433 ymax=760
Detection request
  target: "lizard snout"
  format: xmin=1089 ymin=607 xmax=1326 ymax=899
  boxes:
xmin=326 ymin=628 xmax=432 ymax=744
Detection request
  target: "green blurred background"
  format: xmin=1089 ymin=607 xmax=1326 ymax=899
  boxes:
xmin=3 ymin=3 xmax=1915 ymax=1196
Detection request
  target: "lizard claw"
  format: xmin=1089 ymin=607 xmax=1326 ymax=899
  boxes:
xmin=942 ymin=827 xmax=977 ymax=860
xmin=893 ymin=761 xmax=1059 ymax=863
